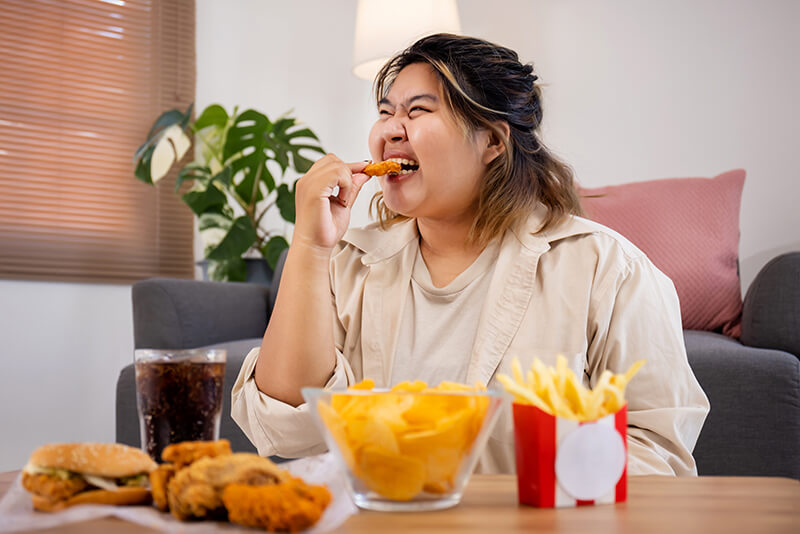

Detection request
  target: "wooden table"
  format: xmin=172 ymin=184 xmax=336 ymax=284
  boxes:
xmin=2 ymin=471 xmax=799 ymax=533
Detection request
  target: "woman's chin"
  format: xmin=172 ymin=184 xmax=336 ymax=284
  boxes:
xmin=382 ymin=198 xmax=415 ymax=218
xmin=381 ymin=175 xmax=421 ymax=217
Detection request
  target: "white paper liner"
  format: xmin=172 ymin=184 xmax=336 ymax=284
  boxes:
xmin=0 ymin=453 xmax=356 ymax=533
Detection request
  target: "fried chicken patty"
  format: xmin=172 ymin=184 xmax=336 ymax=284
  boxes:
xmin=161 ymin=439 xmax=232 ymax=468
xmin=149 ymin=464 xmax=177 ymax=512
xmin=223 ymin=478 xmax=332 ymax=532
xmin=363 ymin=160 xmax=402 ymax=176
xmin=21 ymin=472 xmax=88 ymax=501
xmin=166 ymin=453 xmax=288 ymax=520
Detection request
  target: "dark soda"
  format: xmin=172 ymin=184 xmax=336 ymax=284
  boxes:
xmin=135 ymin=359 xmax=225 ymax=462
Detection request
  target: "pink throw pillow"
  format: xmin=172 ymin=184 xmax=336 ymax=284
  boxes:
xmin=578 ymin=170 xmax=745 ymax=338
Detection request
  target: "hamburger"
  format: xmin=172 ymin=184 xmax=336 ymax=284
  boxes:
xmin=22 ymin=442 xmax=157 ymax=512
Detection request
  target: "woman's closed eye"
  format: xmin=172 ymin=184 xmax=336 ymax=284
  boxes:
xmin=378 ymin=106 xmax=430 ymax=118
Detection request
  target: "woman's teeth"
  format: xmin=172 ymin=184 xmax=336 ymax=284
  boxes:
xmin=386 ymin=157 xmax=419 ymax=175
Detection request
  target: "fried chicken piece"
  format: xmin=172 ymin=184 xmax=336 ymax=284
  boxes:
xmin=363 ymin=160 xmax=402 ymax=176
xmin=167 ymin=453 xmax=288 ymax=520
xmin=222 ymin=478 xmax=332 ymax=532
xmin=161 ymin=439 xmax=232 ymax=468
xmin=21 ymin=472 xmax=87 ymax=501
xmin=149 ymin=464 xmax=176 ymax=512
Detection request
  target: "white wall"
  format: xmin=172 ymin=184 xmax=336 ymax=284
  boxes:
xmin=2 ymin=0 xmax=797 ymax=471
xmin=0 ymin=281 xmax=132 ymax=470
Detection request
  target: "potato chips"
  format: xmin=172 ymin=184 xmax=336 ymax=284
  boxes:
xmin=316 ymin=380 xmax=489 ymax=501
xmin=497 ymin=355 xmax=644 ymax=421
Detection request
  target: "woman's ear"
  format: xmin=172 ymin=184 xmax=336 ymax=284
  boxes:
xmin=482 ymin=121 xmax=511 ymax=165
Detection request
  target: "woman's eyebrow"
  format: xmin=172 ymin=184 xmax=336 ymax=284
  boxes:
xmin=378 ymin=93 xmax=439 ymax=107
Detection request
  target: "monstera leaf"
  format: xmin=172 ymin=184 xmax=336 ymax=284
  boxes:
xmin=268 ymin=117 xmax=326 ymax=174
xmin=223 ymin=111 xmax=326 ymax=206
xmin=263 ymin=235 xmax=289 ymax=270
xmin=134 ymin=104 xmax=193 ymax=184
xmin=275 ymin=181 xmax=297 ymax=223
xmin=193 ymin=104 xmax=228 ymax=131
xmin=223 ymin=110 xmax=275 ymax=206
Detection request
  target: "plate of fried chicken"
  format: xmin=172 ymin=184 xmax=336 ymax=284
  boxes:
xmin=2 ymin=440 xmax=354 ymax=533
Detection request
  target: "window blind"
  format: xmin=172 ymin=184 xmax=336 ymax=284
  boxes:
xmin=0 ymin=0 xmax=196 ymax=284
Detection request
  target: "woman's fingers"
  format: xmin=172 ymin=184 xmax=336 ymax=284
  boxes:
xmin=333 ymin=160 xmax=371 ymax=207
xmin=292 ymin=155 xmax=375 ymax=250
xmin=348 ymin=160 xmax=371 ymax=174
xmin=347 ymin=171 xmax=373 ymax=208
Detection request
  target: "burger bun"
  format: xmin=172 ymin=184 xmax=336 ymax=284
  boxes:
xmin=28 ymin=443 xmax=156 ymax=478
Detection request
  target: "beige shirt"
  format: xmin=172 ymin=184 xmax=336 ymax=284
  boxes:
xmin=232 ymin=207 xmax=710 ymax=476
xmin=392 ymin=241 xmax=499 ymax=384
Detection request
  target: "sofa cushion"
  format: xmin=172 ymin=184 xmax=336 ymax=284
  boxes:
xmin=579 ymin=170 xmax=745 ymax=337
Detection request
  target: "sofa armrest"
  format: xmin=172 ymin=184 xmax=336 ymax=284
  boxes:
xmin=132 ymin=278 xmax=271 ymax=349
xmin=741 ymin=252 xmax=800 ymax=357
xmin=685 ymin=331 xmax=800 ymax=479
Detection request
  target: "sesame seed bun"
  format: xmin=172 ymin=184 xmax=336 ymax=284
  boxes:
xmin=30 ymin=487 xmax=151 ymax=512
xmin=28 ymin=443 xmax=157 ymax=478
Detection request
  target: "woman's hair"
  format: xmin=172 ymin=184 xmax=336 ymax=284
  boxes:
xmin=371 ymin=33 xmax=582 ymax=243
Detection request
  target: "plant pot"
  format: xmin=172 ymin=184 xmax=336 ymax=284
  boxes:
xmin=196 ymin=258 xmax=274 ymax=286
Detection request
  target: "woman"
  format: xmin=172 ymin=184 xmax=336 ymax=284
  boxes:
xmin=232 ymin=34 xmax=709 ymax=475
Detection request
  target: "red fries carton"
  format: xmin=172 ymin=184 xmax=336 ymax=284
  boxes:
xmin=512 ymin=403 xmax=627 ymax=507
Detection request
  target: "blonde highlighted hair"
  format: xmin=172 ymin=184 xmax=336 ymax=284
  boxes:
xmin=371 ymin=33 xmax=582 ymax=244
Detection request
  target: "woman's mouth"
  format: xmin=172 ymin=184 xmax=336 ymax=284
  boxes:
xmin=383 ymin=157 xmax=419 ymax=184
xmin=384 ymin=157 xmax=419 ymax=176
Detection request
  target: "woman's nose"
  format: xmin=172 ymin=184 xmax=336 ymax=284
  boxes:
xmin=383 ymin=117 xmax=407 ymax=143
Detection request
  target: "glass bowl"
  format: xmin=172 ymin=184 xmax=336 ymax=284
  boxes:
xmin=302 ymin=385 xmax=508 ymax=511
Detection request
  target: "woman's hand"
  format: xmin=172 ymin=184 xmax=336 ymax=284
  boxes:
xmin=292 ymin=155 xmax=371 ymax=251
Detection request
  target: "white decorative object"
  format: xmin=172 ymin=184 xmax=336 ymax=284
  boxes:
xmin=555 ymin=421 xmax=627 ymax=503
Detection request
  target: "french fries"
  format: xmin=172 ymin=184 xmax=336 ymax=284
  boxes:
xmin=497 ymin=355 xmax=644 ymax=421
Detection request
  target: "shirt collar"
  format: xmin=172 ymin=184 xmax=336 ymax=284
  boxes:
xmin=342 ymin=218 xmax=419 ymax=265
xmin=341 ymin=203 xmax=598 ymax=264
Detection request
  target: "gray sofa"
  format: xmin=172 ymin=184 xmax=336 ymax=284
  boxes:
xmin=117 ymin=252 xmax=800 ymax=479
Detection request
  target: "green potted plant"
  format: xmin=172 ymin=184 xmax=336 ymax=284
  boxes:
xmin=134 ymin=103 xmax=325 ymax=282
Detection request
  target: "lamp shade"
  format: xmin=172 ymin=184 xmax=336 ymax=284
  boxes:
xmin=352 ymin=0 xmax=461 ymax=81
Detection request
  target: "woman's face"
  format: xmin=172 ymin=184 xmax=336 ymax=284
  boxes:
xmin=368 ymin=63 xmax=494 ymax=223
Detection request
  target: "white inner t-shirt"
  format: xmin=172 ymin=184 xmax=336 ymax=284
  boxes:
xmin=390 ymin=240 xmax=499 ymax=385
